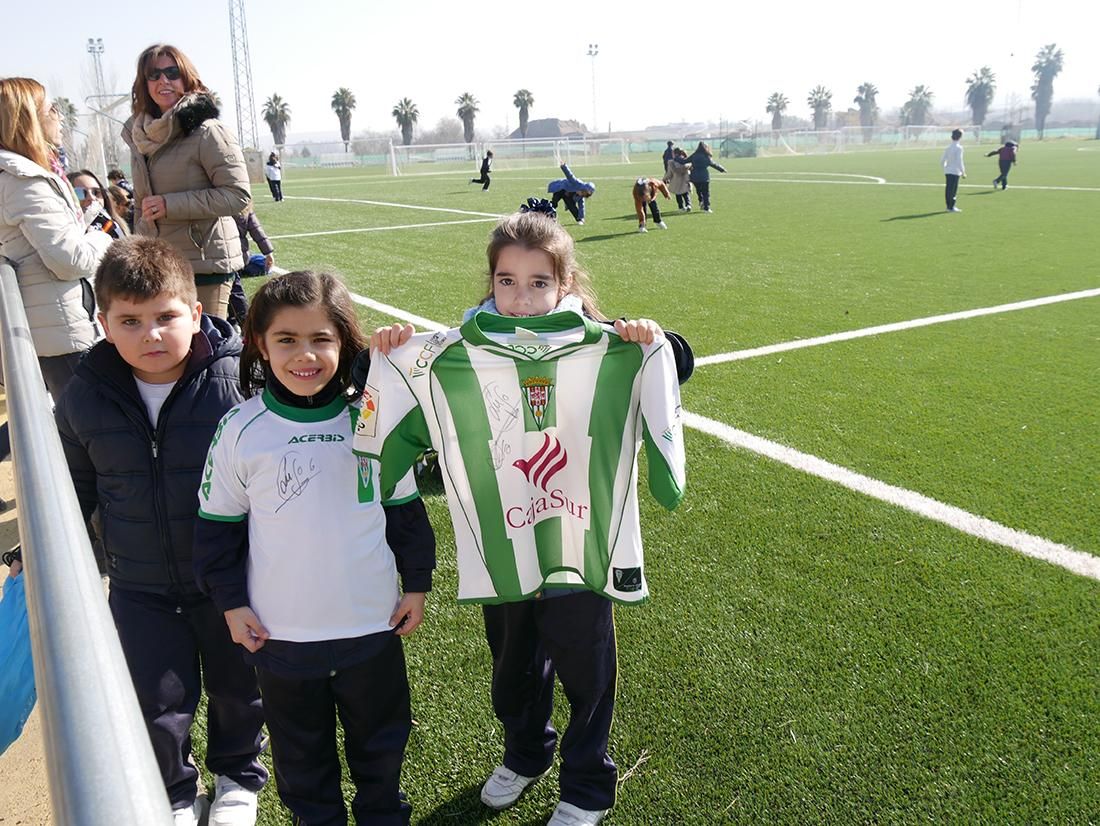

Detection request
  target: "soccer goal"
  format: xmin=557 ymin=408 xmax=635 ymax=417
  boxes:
xmin=777 ymin=130 xmax=844 ymax=155
xmin=896 ymin=125 xmax=983 ymax=147
xmin=388 ymin=142 xmax=482 ymax=176
xmin=387 ymin=138 xmax=631 ymax=175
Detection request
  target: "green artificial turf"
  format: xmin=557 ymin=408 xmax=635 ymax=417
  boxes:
xmin=214 ymin=139 xmax=1099 ymax=823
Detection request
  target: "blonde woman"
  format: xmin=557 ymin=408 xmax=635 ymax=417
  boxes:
xmin=122 ymin=44 xmax=251 ymax=318
xmin=0 ymin=77 xmax=114 ymax=408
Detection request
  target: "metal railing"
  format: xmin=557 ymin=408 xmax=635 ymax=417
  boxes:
xmin=0 ymin=258 xmax=172 ymax=824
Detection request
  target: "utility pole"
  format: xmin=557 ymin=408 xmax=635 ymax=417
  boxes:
xmin=228 ymin=0 xmax=259 ymax=150
xmin=587 ymin=44 xmax=599 ymax=137
xmin=85 ymin=38 xmax=116 ymax=167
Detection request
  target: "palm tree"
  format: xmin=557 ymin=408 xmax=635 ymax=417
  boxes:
xmin=766 ymin=92 xmax=788 ymax=133
xmin=900 ymin=85 xmax=934 ymax=128
xmin=455 ymin=93 xmax=479 ymax=144
xmin=853 ymin=82 xmax=879 ymax=142
xmin=392 ymin=98 xmax=419 ymax=146
xmin=1030 ymin=43 xmax=1064 ymax=139
xmin=330 ymin=88 xmax=356 ymax=152
xmin=513 ymin=89 xmax=535 ymax=139
xmin=964 ymin=67 xmax=996 ymax=126
xmin=262 ymin=94 xmax=291 ymax=148
xmin=806 ymin=86 xmax=832 ymax=130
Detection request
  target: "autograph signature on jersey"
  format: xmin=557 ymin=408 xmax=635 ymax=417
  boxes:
xmin=483 ymin=382 xmax=520 ymax=469
xmin=275 ymin=451 xmax=320 ymax=511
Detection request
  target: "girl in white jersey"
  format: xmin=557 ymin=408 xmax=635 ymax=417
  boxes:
xmin=195 ymin=271 xmax=435 ymax=825
xmin=369 ymin=203 xmax=692 ymax=826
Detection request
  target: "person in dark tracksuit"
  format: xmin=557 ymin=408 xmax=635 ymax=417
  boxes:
xmin=228 ymin=206 xmax=276 ymax=329
xmin=54 ymin=238 xmax=266 ymax=826
xmin=987 ymin=140 xmax=1018 ymax=189
xmin=471 ymin=150 xmax=493 ymax=190
xmin=547 ymin=163 xmax=596 ymax=224
xmin=673 ymin=141 xmax=726 ymax=213
xmin=195 ymin=272 xmax=436 ymax=826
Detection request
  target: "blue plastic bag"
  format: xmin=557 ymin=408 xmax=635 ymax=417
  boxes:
xmin=0 ymin=572 xmax=36 ymax=755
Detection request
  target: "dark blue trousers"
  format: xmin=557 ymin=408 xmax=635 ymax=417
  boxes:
xmin=694 ymin=180 xmax=711 ymax=210
xmin=945 ymin=174 xmax=961 ymax=209
xmin=108 ymin=587 xmax=267 ymax=809
xmin=253 ymin=633 xmax=412 ymax=826
xmin=482 ymin=590 xmax=618 ymax=811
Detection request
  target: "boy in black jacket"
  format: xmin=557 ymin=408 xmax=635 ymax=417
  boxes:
xmin=54 ymin=237 xmax=266 ymax=826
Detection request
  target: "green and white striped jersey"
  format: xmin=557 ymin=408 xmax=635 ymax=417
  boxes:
xmin=353 ymin=311 xmax=685 ymax=604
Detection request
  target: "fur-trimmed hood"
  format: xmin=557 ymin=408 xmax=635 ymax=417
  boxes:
xmin=177 ymin=92 xmax=220 ymax=136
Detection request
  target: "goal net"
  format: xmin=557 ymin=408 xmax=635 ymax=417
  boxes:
xmin=388 ymin=138 xmax=630 ymax=175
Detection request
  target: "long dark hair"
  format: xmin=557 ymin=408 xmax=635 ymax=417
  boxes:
xmin=240 ymin=271 xmax=366 ymax=398
xmin=483 ymin=211 xmax=606 ymax=321
xmin=72 ymin=168 xmax=128 ymax=233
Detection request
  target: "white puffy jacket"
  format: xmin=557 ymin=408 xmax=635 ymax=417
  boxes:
xmin=0 ymin=150 xmax=112 ymax=357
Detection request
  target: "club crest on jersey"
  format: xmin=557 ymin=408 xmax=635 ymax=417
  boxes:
xmin=520 ymin=376 xmax=554 ymax=429
xmin=356 ymin=383 xmax=379 ymax=438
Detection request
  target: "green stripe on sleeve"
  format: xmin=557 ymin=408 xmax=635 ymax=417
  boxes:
xmin=198 ymin=509 xmax=247 ymax=523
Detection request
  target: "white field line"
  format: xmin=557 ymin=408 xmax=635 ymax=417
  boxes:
xmin=684 ymin=412 xmax=1100 ymax=582
xmin=269 ymin=217 xmax=498 ymax=240
xmin=269 ymin=265 xmax=448 ymax=330
xmin=267 ymin=268 xmax=1100 ymax=581
xmin=697 ymin=288 xmax=1100 ymax=366
xmin=283 ymin=195 xmax=500 ymax=217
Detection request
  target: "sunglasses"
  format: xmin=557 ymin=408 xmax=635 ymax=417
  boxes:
xmin=74 ymin=186 xmax=104 ymax=200
xmin=146 ymin=66 xmax=182 ymax=82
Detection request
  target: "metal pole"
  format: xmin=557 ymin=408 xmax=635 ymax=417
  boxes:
xmin=0 ymin=260 xmax=173 ymax=825
xmin=587 ymin=44 xmax=599 ymax=137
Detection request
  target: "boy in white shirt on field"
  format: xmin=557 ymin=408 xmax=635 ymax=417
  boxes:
xmin=941 ymin=128 xmax=966 ymax=212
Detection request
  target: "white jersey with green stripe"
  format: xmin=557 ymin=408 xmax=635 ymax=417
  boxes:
xmin=198 ymin=389 xmax=418 ymax=642
xmin=353 ymin=311 xmax=685 ymax=604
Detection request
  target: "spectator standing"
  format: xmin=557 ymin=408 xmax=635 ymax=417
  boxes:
xmin=122 ymin=43 xmax=251 ymax=319
xmin=264 ymin=152 xmax=283 ymax=201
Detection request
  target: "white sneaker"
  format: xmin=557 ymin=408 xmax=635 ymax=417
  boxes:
xmin=577 ymin=219 xmax=585 ymax=225
xmin=657 ymin=221 xmax=668 ymax=229
xmin=209 ymin=775 xmax=258 ymax=826
xmin=703 ymin=207 xmax=713 ymax=213
xmin=480 ymin=765 xmax=547 ymax=810
xmin=172 ymin=797 xmax=207 ymax=826
xmin=949 ymin=206 xmax=962 ymax=212
xmin=685 ymin=205 xmax=692 ymax=212
xmin=548 ymin=801 xmax=608 ymax=825
xmin=637 ymin=225 xmax=647 ymax=233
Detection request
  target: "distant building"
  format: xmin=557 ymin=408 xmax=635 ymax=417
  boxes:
xmin=508 ymin=118 xmax=587 ymax=139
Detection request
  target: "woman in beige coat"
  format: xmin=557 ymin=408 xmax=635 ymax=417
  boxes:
xmin=0 ymin=77 xmax=114 ymax=403
xmin=122 ymin=44 xmax=251 ymax=318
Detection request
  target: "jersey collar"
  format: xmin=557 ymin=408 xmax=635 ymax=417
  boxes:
xmin=459 ymin=310 xmax=603 ymax=348
xmin=261 ymin=387 xmax=348 ymax=422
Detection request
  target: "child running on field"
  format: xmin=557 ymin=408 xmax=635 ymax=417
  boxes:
xmin=471 ymin=149 xmax=493 ymax=190
xmin=358 ymin=204 xmax=691 ymax=826
xmin=673 ymin=141 xmax=726 ymax=213
xmin=986 ymin=140 xmax=1018 ymax=190
xmin=194 ymin=271 xmax=436 ymax=826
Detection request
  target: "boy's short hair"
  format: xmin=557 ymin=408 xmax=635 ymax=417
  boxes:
xmin=94 ymin=236 xmax=197 ymax=312
xmin=951 ymin=128 xmax=963 ymax=140
xmin=107 ymin=168 xmax=126 ymax=181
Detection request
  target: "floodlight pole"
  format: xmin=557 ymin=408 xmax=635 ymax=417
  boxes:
xmin=86 ymin=38 xmax=117 ymax=168
xmin=587 ymin=44 xmax=599 ymax=137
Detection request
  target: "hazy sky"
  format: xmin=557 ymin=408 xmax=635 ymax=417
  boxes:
xmin=7 ymin=0 xmax=1099 ymax=143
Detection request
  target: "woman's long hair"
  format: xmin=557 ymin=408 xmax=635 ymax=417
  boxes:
xmin=240 ymin=271 xmax=366 ymax=398
xmin=130 ymin=44 xmax=208 ymax=118
xmin=0 ymin=77 xmax=52 ymax=170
